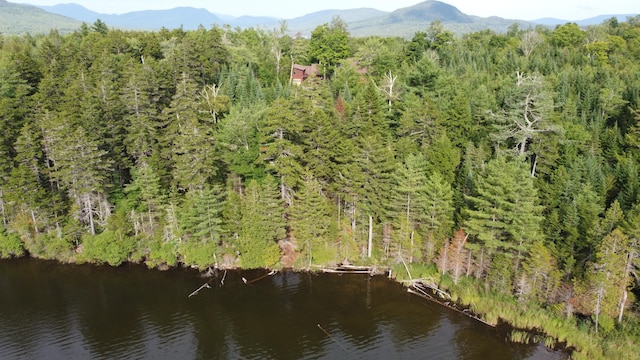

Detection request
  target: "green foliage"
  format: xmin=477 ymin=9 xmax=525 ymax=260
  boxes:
xmin=309 ymin=16 xmax=350 ymax=75
xmin=290 ymin=171 xmax=336 ymax=267
xmin=237 ymin=177 xmax=284 ymax=269
xmin=0 ymin=2 xmax=80 ymax=35
xmin=1 ymin=18 xmax=640 ymax=359
xmin=0 ymin=226 xmax=24 ymax=258
xmin=464 ymin=157 xmax=543 ymax=253
xmin=80 ymin=230 xmax=135 ymax=266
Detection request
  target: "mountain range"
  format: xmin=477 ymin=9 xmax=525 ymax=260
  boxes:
xmin=2 ymin=0 xmax=638 ymax=37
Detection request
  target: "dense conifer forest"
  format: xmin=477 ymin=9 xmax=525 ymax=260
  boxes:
xmin=2 ymin=17 xmax=640 ymax=358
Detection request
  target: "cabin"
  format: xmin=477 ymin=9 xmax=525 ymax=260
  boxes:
xmin=291 ymin=64 xmax=320 ymax=85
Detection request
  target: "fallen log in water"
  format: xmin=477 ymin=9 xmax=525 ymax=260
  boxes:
xmin=188 ymin=282 xmax=211 ymax=298
xmin=320 ymin=265 xmax=388 ymax=275
xmin=317 ymin=324 xmax=348 ymax=353
xmin=407 ymin=287 xmax=496 ymax=328
xmin=242 ymin=270 xmax=277 ymax=284
xmin=321 ymin=268 xmax=373 ymax=274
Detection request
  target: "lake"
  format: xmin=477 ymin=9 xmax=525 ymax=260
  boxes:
xmin=0 ymin=258 xmax=565 ymax=359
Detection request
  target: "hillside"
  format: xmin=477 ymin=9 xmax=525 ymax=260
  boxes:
xmin=0 ymin=0 xmax=80 ymax=34
xmin=33 ymin=0 xmax=529 ymax=36
xmin=285 ymin=8 xmax=387 ymax=34
xmin=349 ymin=1 xmax=532 ymax=37
xmin=18 ymin=0 xmax=639 ymax=37
xmin=533 ymin=14 xmax=638 ymax=27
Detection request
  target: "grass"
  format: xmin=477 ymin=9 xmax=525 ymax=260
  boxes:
xmin=393 ymin=272 xmax=640 ymax=360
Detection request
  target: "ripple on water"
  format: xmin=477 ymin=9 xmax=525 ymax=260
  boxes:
xmin=0 ymin=261 xmax=567 ymax=360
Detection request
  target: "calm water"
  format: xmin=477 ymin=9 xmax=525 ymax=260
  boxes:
xmin=0 ymin=258 xmax=565 ymax=359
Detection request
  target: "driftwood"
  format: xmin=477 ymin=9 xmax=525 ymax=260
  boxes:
xmin=188 ymin=282 xmax=211 ymax=298
xmin=407 ymin=284 xmax=495 ymax=328
xmin=320 ymin=264 xmax=387 ymax=275
xmin=242 ymin=270 xmax=277 ymax=284
xmin=317 ymin=324 xmax=348 ymax=352
xmin=322 ymin=268 xmax=372 ymax=274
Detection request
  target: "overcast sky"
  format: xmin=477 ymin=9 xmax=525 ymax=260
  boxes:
xmin=17 ymin=0 xmax=640 ymax=21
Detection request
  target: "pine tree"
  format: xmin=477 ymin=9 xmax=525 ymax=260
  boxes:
xmin=389 ymin=154 xmax=428 ymax=262
xmin=424 ymin=132 xmax=461 ymax=185
xmin=423 ymin=172 xmax=455 ymax=262
xmin=259 ymin=97 xmax=304 ymax=204
xmin=216 ymin=105 xmax=265 ymax=180
xmin=518 ymin=241 xmax=559 ymax=302
xmin=300 ymin=107 xmax=340 ymax=187
xmin=41 ymin=113 xmax=112 ymax=235
xmin=582 ymin=229 xmax=632 ymax=333
xmin=162 ymin=72 xmax=216 ymax=192
xmin=178 ymin=185 xmax=225 ymax=268
xmin=124 ymin=162 xmax=166 ymax=235
xmin=289 ymin=171 xmax=335 ymax=266
xmin=237 ymin=177 xmax=284 ymax=269
xmin=121 ymin=59 xmax=162 ymax=163
xmin=464 ymin=157 xmax=543 ymax=278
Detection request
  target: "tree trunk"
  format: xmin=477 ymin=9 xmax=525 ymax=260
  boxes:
xmin=86 ymin=194 xmax=96 ymax=235
xmin=0 ymin=190 xmax=6 ymax=226
xmin=618 ymin=289 xmax=628 ymax=323
xmin=337 ymin=196 xmax=341 ymax=231
xmin=31 ymin=210 xmax=38 ymax=234
xmin=289 ymin=55 xmax=294 ymax=86
xmin=368 ymin=215 xmax=373 ymax=258
xmin=595 ymin=286 xmax=602 ymax=334
xmin=441 ymin=241 xmax=448 ymax=275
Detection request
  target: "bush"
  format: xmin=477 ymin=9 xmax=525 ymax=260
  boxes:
xmin=0 ymin=227 xmax=24 ymax=258
xmin=23 ymin=231 xmax=75 ymax=261
xmin=81 ymin=231 xmax=135 ymax=266
xmin=179 ymin=240 xmax=217 ymax=269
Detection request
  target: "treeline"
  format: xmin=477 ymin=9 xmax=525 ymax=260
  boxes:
xmin=2 ymin=17 xmax=640 ymax=357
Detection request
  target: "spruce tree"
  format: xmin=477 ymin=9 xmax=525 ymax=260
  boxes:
xmin=289 ymin=171 xmax=335 ymax=266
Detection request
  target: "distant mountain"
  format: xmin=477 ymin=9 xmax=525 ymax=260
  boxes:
xmin=387 ymin=0 xmax=472 ymax=23
xmin=106 ymin=7 xmax=222 ymax=30
xmin=38 ymin=3 xmax=101 ymax=23
xmin=285 ymin=8 xmax=387 ymax=34
xmin=38 ymin=5 xmax=223 ymax=30
xmin=348 ymin=1 xmax=531 ymax=37
xmin=14 ymin=0 xmax=639 ymax=37
xmin=0 ymin=0 xmax=80 ymax=34
xmin=532 ymin=14 xmax=637 ymax=27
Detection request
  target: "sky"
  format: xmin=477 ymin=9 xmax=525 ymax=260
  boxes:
xmin=16 ymin=0 xmax=640 ymax=21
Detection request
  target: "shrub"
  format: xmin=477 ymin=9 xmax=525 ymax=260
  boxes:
xmin=0 ymin=227 xmax=24 ymax=258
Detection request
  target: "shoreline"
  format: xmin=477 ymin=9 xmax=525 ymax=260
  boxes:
xmin=0 ymin=255 xmax=621 ymax=359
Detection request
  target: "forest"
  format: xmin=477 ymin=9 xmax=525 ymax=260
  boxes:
xmin=2 ymin=16 xmax=640 ymax=359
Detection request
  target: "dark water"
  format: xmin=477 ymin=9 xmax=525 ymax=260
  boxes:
xmin=0 ymin=258 xmax=565 ymax=359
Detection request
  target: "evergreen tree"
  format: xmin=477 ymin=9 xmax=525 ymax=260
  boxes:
xmin=423 ymin=172 xmax=455 ymax=262
xmin=41 ymin=113 xmax=112 ymax=235
xmin=259 ymin=97 xmax=304 ymax=204
xmin=389 ymin=154 xmax=428 ymax=263
xmin=289 ymin=171 xmax=335 ymax=266
xmin=464 ymin=157 xmax=543 ymax=276
xmin=124 ymin=162 xmax=166 ymax=235
xmin=178 ymin=185 xmax=225 ymax=268
xmin=237 ymin=177 xmax=284 ymax=269
xmin=162 ymin=73 xmax=216 ymax=191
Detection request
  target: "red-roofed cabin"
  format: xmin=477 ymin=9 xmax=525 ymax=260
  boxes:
xmin=292 ymin=64 xmax=320 ymax=85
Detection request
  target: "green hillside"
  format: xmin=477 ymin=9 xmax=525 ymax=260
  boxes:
xmin=349 ymin=1 xmax=532 ymax=37
xmin=0 ymin=0 xmax=80 ymax=35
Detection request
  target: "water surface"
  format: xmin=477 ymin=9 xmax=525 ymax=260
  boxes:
xmin=0 ymin=259 xmax=565 ymax=359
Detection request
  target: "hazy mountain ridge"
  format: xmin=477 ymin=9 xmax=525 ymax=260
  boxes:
xmin=3 ymin=0 xmax=638 ymax=36
xmin=32 ymin=0 xmax=534 ymax=36
xmin=532 ymin=14 xmax=637 ymax=27
xmin=0 ymin=0 xmax=80 ymax=34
